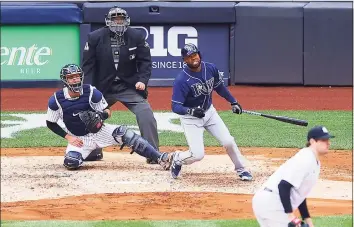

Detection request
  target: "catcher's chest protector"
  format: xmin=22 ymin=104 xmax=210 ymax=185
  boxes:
xmin=55 ymin=84 xmax=95 ymax=136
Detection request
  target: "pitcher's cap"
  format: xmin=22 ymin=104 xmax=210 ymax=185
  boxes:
xmin=307 ymin=126 xmax=335 ymax=141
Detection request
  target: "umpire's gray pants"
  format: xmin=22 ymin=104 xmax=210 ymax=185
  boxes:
xmin=105 ymin=82 xmax=159 ymax=150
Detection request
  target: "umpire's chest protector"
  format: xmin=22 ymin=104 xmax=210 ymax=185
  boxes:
xmin=55 ymin=85 xmax=95 ymax=136
xmin=95 ymin=28 xmax=142 ymax=84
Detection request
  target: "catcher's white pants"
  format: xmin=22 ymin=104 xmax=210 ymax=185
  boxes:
xmin=252 ymin=189 xmax=290 ymax=227
xmin=65 ymin=123 xmax=122 ymax=159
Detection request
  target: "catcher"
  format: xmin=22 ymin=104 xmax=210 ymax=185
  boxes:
xmin=252 ymin=125 xmax=335 ymax=227
xmin=46 ymin=64 xmax=172 ymax=170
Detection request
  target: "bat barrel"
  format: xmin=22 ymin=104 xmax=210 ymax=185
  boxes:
xmin=242 ymin=110 xmax=308 ymax=127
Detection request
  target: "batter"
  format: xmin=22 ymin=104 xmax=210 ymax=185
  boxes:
xmin=252 ymin=126 xmax=334 ymax=227
xmin=169 ymin=43 xmax=253 ymax=181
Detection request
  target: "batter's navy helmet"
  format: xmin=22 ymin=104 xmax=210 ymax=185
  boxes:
xmin=181 ymin=43 xmax=201 ymax=59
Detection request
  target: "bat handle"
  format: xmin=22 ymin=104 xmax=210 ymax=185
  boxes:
xmin=242 ymin=110 xmax=262 ymax=116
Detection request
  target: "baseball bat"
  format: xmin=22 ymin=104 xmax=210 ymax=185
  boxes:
xmin=242 ymin=110 xmax=308 ymax=127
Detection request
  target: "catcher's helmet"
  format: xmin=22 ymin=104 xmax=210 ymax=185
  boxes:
xmin=60 ymin=64 xmax=84 ymax=94
xmin=181 ymin=43 xmax=201 ymax=59
xmin=105 ymin=6 xmax=130 ymax=36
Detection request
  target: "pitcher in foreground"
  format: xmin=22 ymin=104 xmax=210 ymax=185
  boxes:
xmin=169 ymin=43 xmax=253 ymax=181
xmin=252 ymin=126 xmax=334 ymax=227
xmin=45 ymin=64 xmax=171 ymax=170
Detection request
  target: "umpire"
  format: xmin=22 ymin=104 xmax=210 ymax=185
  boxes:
xmin=82 ymin=6 xmax=159 ymax=164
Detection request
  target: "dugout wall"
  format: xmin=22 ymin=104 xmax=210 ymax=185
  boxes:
xmin=1 ymin=1 xmax=352 ymax=88
xmin=81 ymin=2 xmax=236 ymax=86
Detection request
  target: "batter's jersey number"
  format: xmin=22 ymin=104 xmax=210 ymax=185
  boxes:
xmin=131 ymin=26 xmax=198 ymax=57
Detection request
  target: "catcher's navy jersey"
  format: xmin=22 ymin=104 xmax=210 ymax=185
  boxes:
xmin=172 ymin=61 xmax=236 ymax=115
xmin=46 ymin=84 xmax=108 ymax=136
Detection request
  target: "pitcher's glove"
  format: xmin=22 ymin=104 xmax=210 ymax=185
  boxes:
xmin=79 ymin=110 xmax=104 ymax=134
xmin=288 ymin=218 xmax=309 ymax=227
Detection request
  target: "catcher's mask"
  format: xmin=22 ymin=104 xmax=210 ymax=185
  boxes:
xmin=60 ymin=64 xmax=84 ymax=94
xmin=105 ymin=7 xmax=130 ymax=36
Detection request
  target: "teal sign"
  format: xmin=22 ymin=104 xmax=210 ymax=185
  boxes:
xmin=1 ymin=25 xmax=80 ymax=81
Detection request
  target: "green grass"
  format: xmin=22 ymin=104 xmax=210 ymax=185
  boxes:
xmin=1 ymin=215 xmax=352 ymax=227
xmin=1 ymin=110 xmax=352 ymax=149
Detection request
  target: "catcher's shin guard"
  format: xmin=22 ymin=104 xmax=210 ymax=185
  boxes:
xmin=112 ymin=126 xmax=166 ymax=163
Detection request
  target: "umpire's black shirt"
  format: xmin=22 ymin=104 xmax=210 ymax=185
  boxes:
xmin=82 ymin=26 xmax=152 ymax=98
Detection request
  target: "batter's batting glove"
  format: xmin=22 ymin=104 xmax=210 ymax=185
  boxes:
xmin=187 ymin=107 xmax=205 ymax=118
xmin=231 ymin=102 xmax=242 ymax=114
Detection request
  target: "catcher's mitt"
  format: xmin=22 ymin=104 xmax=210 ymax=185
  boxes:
xmin=78 ymin=110 xmax=104 ymax=133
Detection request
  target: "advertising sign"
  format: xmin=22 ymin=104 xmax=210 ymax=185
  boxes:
xmin=91 ymin=24 xmax=230 ymax=86
xmin=1 ymin=25 xmax=80 ymax=81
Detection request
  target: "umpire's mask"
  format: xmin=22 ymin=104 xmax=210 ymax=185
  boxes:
xmin=105 ymin=7 xmax=130 ymax=36
xmin=60 ymin=64 xmax=84 ymax=94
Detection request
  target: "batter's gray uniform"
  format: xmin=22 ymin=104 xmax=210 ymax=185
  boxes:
xmin=170 ymin=60 xmax=253 ymax=180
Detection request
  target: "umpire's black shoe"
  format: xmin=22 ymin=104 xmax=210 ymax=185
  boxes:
xmin=85 ymin=148 xmax=103 ymax=161
xmin=146 ymin=158 xmax=158 ymax=164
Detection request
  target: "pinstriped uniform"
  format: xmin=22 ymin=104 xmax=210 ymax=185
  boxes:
xmin=65 ymin=124 xmax=121 ymax=159
xmin=46 ymin=86 xmax=122 ymax=159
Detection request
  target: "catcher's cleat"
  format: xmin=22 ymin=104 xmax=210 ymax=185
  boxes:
xmin=84 ymin=148 xmax=103 ymax=161
xmin=146 ymin=158 xmax=158 ymax=165
xmin=237 ymin=170 xmax=253 ymax=181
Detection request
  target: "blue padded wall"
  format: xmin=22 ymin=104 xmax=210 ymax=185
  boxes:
xmin=304 ymin=2 xmax=353 ymax=86
xmin=234 ymin=2 xmax=307 ymax=85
